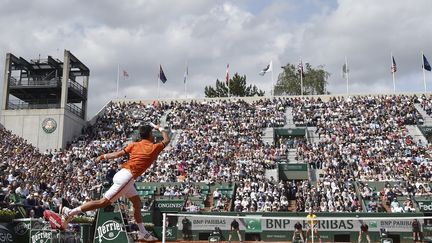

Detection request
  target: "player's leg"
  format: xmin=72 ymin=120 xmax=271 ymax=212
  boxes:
xmin=62 ymin=169 xmax=133 ymax=220
xmin=127 ymin=189 xmax=157 ymax=241
xmin=129 ymin=195 xmax=143 ymax=223
xmin=228 ymin=231 xmax=232 ymax=242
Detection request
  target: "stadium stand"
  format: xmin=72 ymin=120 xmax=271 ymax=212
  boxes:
xmin=2 ymin=94 xmax=432 ymax=220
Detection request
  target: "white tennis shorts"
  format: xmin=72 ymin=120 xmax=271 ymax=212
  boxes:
xmin=104 ymin=168 xmax=138 ymax=202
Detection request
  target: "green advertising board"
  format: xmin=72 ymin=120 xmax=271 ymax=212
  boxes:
xmin=155 ymin=200 xmax=185 ymax=212
xmin=244 ymin=216 xmax=262 ymax=233
xmin=154 ymin=226 xmax=177 ymax=241
xmin=12 ymin=218 xmax=45 ymax=243
xmin=418 ymin=200 xmax=432 ymax=212
xmin=175 ymin=212 xmax=422 ymax=242
xmin=274 ymin=128 xmax=306 ymax=137
xmin=29 ymin=229 xmax=54 ymax=243
xmin=93 ymin=209 xmax=129 ymax=243
xmin=278 ymin=163 xmax=308 ymax=180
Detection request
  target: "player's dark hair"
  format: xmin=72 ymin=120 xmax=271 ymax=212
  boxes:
xmin=139 ymin=125 xmax=153 ymax=139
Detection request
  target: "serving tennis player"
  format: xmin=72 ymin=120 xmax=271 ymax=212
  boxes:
xmin=61 ymin=123 xmax=170 ymax=241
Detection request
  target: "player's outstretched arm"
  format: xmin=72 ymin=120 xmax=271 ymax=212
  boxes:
xmin=160 ymin=128 xmax=170 ymax=146
xmin=95 ymin=150 xmax=126 ymax=163
xmin=150 ymin=122 xmax=170 ymax=146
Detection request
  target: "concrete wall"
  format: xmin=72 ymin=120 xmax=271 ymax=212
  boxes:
xmin=0 ymin=109 xmax=85 ymax=151
xmin=62 ymin=110 xmax=87 ymax=147
xmin=111 ymin=91 xmax=429 ymax=105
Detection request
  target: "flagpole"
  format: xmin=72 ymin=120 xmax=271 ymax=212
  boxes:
xmin=227 ymin=64 xmax=230 ymax=98
xmin=423 ymin=51 xmax=427 ymax=93
xmin=184 ymin=61 xmax=187 ymax=99
xmin=300 ymin=59 xmax=303 ymax=96
xmin=391 ymin=52 xmax=396 ymax=93
xmin=271 ymin=60 xmax=274 ymax=96
xmin=157 ymin=65 xmax=160 ymax=100
xmin=116 ymin=64 xmax=120 ymax=99
xmin=345 ymin=56 xmax=349 ymax=95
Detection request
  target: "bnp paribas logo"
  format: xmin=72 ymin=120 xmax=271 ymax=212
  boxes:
xmin=245 ymin=218 xmax=262 ymax=233
xmin=96 ymin=220 xmax=123 ymax=243
xmin=368 ymin=221 xmax=378 ymax=228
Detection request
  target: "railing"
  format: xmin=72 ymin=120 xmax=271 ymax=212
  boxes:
xmin=7 ymin=99 xmax=60 ymax=110
xmin=9 ymin=77 xmax=61 ymax=87
xmin=8 ymin=100 xmax=84 ymax=118
xmin=67 ymin=103 xmax=84 ymax=118
xmin=68 ymin=80 xmax=86 ymax=97
xmin=9 ymin=77 xmax=87 ymax=99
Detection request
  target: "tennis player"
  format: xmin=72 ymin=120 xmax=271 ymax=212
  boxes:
xmin=61 ymin=123 xmax=170 ymax=241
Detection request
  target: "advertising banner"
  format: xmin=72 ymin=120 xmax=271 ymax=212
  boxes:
xmin=178 ymin=216 xmax=415 ymax=233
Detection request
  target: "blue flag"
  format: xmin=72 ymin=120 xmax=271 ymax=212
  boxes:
xmin=159 ymin=65 xmax=167 ymax=83
xmin=424 ymin=54 xmax=431 ymax=71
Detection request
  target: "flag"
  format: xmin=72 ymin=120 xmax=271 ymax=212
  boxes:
xmin=424 ymin=54 xmax=431 ymax=71
xmin=159 ymin=65 xmax=167 ymax=83
xmin=122 ymin=70 xmax=129 ymax=79
xmin=298 ymin=61 xmax=304 ymax=77
xmin=184 ymin=65 xmax=188 ymax=84
xmin=259 ymin=61 xmax=272 ymax=76
xmin=391 ymin=56 xmax=397 ymax=73
xmin=342 ymin=63 xmax=349 ymax=78
xmin=225 ymin=64 xmax=230 ymax=84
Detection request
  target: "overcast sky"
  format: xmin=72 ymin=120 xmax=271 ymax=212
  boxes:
xmin=1 ymin=0 xmax=432 ymax=117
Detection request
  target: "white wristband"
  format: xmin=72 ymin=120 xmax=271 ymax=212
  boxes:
xmin=158 ymin=127 xmax=165 ymax=132
xmin=149 ymin=122 xmax=158 ymax=129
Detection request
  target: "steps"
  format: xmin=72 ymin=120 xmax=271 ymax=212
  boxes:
xmin=262 ymin=127 xmax=274 ymax=145
xmin=415 ymin=103 xmax=432 ymax=124
xmin=284 ymin=107 xmax=295 ymax=127
xmin=287 ymin=148 xmax=299 ymax=163
xmin=169 ymin=129 xmax=182 ymax=148
xmin=306 ymin=127 xmax=325 ymax=144
xmin=406 ymin=125 xmax=428 ymax=145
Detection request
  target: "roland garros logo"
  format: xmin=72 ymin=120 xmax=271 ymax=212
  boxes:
xmin=96 ymin=220 xmax=123 ymax=242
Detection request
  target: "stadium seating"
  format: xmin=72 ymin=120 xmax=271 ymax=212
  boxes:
xmin=2 ymin=95 xmax=432 ymax=217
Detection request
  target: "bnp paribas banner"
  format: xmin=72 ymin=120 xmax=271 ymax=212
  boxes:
xmin=177 ymin=216 xmax=415 ymax=233
xmin=93 ymin=210 xmax=129 ymax=243
xmin=177 ymin=216 xmax=246 ymax=231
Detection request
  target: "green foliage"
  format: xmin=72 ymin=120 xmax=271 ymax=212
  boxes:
xmin=205 ymin=73 xmax=265 ymax=98
xmin=70 ymin=215 xmax=94 ymax=224
xmin=275 ymin=63 xmax=330 ymax=96
xmin=0 ymin=208 xmax=17 ymax=222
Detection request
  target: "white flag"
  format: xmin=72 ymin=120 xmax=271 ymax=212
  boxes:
xmin=259 ymin=61 xmax=273 ymax=76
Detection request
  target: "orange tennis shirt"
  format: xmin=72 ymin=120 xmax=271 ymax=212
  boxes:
xmin=122 ymin=139 xmax=165 ymax=179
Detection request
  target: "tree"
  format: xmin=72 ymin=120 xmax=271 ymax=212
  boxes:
xmin=274 ymin=63 xmax=330 ymax=96
xmin=205 ymin=73 xmax=265 ymax=98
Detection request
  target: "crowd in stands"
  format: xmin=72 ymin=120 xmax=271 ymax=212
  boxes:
xmin=293 ymin=95 xmax=432 ymax=212
xmin=0 ymin=102 xmax=164 ymax=217
xmin=2 ymin=94 xmax=432 ymax=217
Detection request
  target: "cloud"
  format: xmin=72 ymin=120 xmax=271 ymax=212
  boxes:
xmin=297 ymin=0 xmax=432 ymax=94
xmin=1 ymin=0 xmax=431 ymax=118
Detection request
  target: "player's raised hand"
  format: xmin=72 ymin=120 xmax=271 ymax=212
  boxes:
xmin=150 ymin=122 xmax=164 ymax=132
xmin=95 ymin=154 xmax=104 ymax=163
